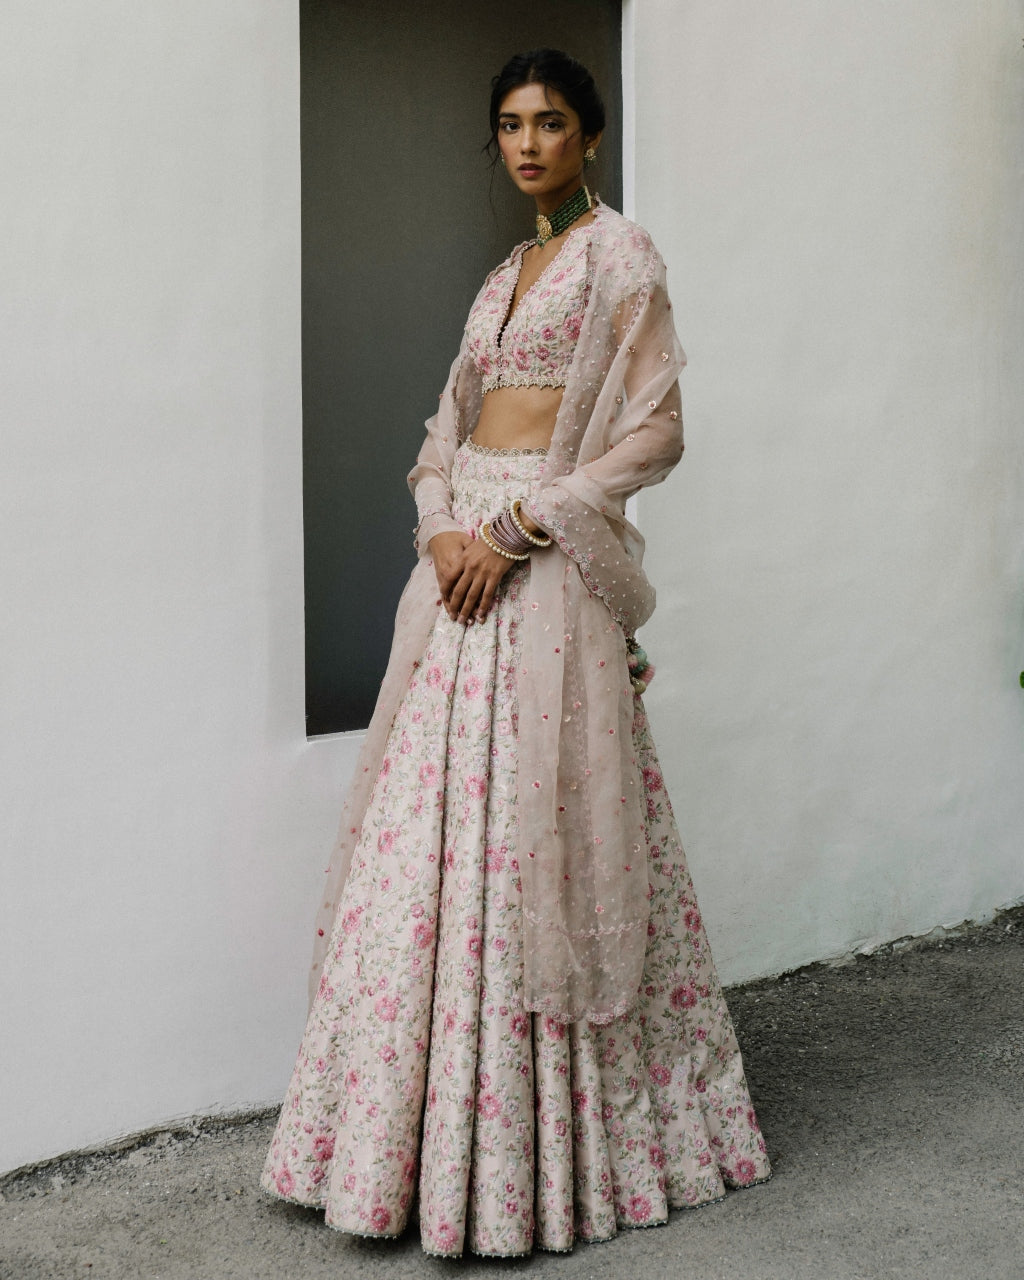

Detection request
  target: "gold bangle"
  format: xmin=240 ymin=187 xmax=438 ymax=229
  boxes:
xmin=510 ymin=499 xmax=553 ymax=546
xmin=480 ymin=522 xmax=530 ymax=561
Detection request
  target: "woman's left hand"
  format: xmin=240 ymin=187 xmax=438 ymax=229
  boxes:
xmin=445 ymin=536 xmax=515 ymax=625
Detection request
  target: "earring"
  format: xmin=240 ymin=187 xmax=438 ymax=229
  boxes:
xmin=499 ymin=154 xmax=506 ymax=167
xmin=584 ymin=147 xmax=597 ymax=167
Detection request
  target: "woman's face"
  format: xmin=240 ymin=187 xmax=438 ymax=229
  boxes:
xmin=496 ymin=82 xmax=600 ymax=213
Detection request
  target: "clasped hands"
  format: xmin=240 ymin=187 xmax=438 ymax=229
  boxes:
xmin=429 ymin=531 xmax=516 ymax=626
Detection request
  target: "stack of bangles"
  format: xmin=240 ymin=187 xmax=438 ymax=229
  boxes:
xmin=480 ymin=498 xmax=553 ymax=561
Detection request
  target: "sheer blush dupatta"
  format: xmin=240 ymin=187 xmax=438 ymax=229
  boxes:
xmin=310 ymin=204 xmax=686 ymax=1025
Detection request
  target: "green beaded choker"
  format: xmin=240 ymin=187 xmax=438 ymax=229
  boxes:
xmin=535 ymin=185 xmax=593 ymax=247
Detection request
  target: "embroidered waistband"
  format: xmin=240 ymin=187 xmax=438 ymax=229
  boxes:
xmin=463 ymin=438 xmax=549 ymax=458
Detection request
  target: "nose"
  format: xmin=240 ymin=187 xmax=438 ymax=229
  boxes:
xmin=518 ymin=127 xmax=539 ymax=154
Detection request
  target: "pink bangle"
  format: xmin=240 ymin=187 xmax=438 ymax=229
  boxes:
xmin=489 ymin=509 xmax=534 ymax=556
xmin=488 ymin=513 xmax=531 ymax=555
xmin=481 ymin=522 xmax=529 ymax=561
xmin=509 ymin=499 xmax=552 ymax=547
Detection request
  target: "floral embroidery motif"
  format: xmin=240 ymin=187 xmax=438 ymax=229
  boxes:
xmin=465 ymin=225 xmax=594 ymax=393
xmin=260 ymin=446 xmax=770 ymax=1257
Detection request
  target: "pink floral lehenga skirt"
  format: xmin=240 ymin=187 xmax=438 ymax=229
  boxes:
xmin=260 ymin=442 xmax=771 ymax=1256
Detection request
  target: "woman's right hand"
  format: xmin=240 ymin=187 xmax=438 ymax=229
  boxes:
xmin=428 ymin=531 xmax=472 ymax=613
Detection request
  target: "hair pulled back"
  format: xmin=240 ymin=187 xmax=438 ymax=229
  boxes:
xmin=488 ymin=49 xmax=606 ymax=158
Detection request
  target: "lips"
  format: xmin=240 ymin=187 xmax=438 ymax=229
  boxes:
xmin=518 ymin=165 xmax=544 ymax=176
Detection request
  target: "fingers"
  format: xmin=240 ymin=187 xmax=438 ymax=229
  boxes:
xmin=455 ymin=556 xmax=508 ymax=625
xmin=466 ymin=561 xmax=510 ymax=624
xmin=446 ymin=567 xmax=470 ymax=621
xmin=432 ymin=538 xmax=473 ymax=614
xmin=435 ymin=565 xmax=460 ymax=600
xmin=474 ymin=576 xmax=499 ymax=624
xmin=438 ymin=537 xmax=515 ymax=625
xmin=433 ymin=563 xmax=458 ymax=606
xmin=450 ymin=573 xmax=490 ymax=624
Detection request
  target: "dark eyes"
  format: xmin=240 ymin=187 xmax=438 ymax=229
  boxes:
xmin=499 ymin=120 xmax=563 ymax=133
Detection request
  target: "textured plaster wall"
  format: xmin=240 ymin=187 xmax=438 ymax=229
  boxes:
xmin=0 ymin=1 xmax=362 ymax=1174
xmin=633 ymin=0 xmax=1024 ymax=980
xmin=1 ymin=0 xmax=1021 ymax=1175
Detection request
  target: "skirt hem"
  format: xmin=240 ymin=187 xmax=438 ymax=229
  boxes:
xmin=260 ymin=1175 xmax=773 ymax=1258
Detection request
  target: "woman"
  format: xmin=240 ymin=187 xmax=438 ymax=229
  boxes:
xmin=262 ymin=49 xmax=771 ymax=1256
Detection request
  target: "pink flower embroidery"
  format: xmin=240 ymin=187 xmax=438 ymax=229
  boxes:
xmin=627 ymin=1193 xmax=653 ymax=1222
xmin=312 ymin=1134 xmax=335 ymax=1162
xmin=510 ymin=1012 xmax=530 ymax=1039
xmin=275 ymin=1167 xmax=294 ymax=1197
xmin=477 ymin=1092 xmax=501 ymax=1119
xmin=374 ymin=995 xmax=399 ymax=1022
xmin=434 ymin=1221 xmax=458 ymax=1251
xmin=370 ymin=1204 xmax=392 ymax=1232
xmin=670 ymin=983 xmax=698 ymax=1011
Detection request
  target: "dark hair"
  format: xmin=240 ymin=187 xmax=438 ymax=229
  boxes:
xmin=487 ymin=49 xmax=606 ymax=159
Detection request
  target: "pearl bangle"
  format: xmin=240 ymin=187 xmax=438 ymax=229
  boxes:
xmin=481 ymin=522 xmax=530 ymax=561
xmin=489 ymin=509 xmax=534 ymax=556
xmin=510 ymin=499 xmax=553 ymax=547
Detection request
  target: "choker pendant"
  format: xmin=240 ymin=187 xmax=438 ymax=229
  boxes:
xmin=535 ymin=185 xmax=593 ymax=247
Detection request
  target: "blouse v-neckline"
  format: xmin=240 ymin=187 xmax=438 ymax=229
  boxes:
xmin=498 ymin=213 xmax=598 ymax=345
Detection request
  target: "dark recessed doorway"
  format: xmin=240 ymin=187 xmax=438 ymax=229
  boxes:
xmin=302 ymin=1 xmax=622 ymax=734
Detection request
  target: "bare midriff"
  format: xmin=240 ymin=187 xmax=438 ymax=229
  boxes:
xmin=470 ymin=385 xmax=563 ymax=451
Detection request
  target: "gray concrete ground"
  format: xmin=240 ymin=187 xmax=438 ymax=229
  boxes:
xmin=2 ymin=908 xmax=1022 ymax=1280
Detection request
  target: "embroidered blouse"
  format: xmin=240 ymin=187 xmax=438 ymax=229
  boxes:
xmin=312 ymin=203 xmax=686 ymax=1026
xmin=464 ymin=222 xmax=592 ymax=391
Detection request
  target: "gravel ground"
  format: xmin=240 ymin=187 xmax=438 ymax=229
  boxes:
xmin=2 ymin=907 xmax=1022 ymax=1280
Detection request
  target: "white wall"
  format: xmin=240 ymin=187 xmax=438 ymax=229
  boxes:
xmin=634 ymin=0 xmax=1024 ymax=980
xmin=0 ymin=1 xmax=362 ymax=1174
xmin=1 ymin=0 xmax=1021 ymax=1175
